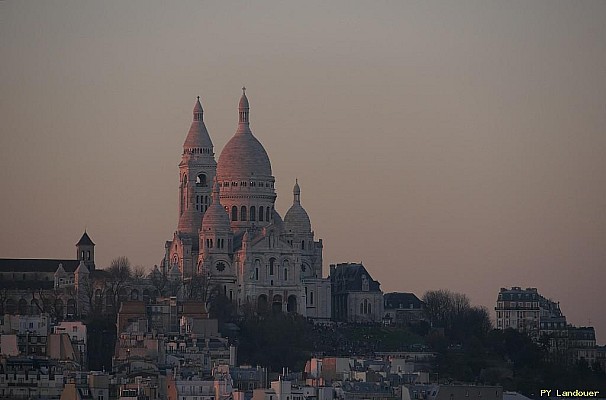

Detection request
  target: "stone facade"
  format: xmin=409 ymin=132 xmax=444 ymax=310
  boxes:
xmin=330 ymin=263 xmax=384 ymax=323
xmin=163 ymin=90 xmax=331 ymax=319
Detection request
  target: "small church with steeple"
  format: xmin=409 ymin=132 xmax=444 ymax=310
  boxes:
xmin=162 ymin=89 xmax=331 ymax=319
xmin=0 ymin=231 xmax=96 ymax=317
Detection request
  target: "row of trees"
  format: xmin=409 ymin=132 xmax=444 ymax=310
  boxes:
xmin=422 ymin=289 xmax=492 ymax=343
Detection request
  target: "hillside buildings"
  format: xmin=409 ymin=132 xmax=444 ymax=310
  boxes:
xmin=495 ymin=286 xmax=598 ymax=366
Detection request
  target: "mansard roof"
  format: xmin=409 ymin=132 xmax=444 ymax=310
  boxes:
xmin=330 ymin=263 xmax=381 ymax=292
xmin=0 ymin=258 xmax=79 ymax=274
xmin=384 ymin=292 xmax=424 ymax=309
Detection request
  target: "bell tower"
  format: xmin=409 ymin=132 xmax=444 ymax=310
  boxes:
xmin=75 ymin=231 xmax=95 ymax=272
xmin=179 ymin=96 xmax=217 ymax=222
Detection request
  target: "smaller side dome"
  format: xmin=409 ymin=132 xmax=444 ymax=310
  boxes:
xmin=201 ymin=179 xmax=231 ymax=231
xmin=178 ymin=189 xmax=202 ymax=235
xmin=284 ymin=180 xmax=312 ymax=234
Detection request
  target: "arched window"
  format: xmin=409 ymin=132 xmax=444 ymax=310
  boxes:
xmin=284 ymin=268 xmax=288 ymax=281
xmin=269 ymin=258 xmax=275 ymax=275
xmin=86 ymin=251 xmax=91 ymax=260
xmin=231 ymin=206 xmax=238 ymax=221
xmin=266 ymin=207 xmax=270 ymax=222
xmin=310 ymin=291 xmax=314 ymax=305
xmin=361 ymin=299 xmax=372 ymax=315
xmin=255 ymin=267 xmax=259 ymax=281
xmin=250 ymin=206 xmax=256 ymax=221
xmin=241 ymin=206 xmax=247 ymax=221
xmin=258 ymin=206 xmax=264 ymax=221
xmin=196 ymin=173 xmax=207 ymax=187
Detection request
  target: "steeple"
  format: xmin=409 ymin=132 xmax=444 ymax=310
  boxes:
xmin=76 ymin=231 xmax=95 ymax=272
xmin=183 ymin=96 xmax=213 ymax=151
xmin=293 ymin=179 xmax=301 ymax=204
xmin=238 ymin=86 xmax=250 ymax=126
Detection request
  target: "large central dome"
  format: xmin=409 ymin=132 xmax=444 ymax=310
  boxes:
xmin=217 ymin=90 xmax=272 ymax=179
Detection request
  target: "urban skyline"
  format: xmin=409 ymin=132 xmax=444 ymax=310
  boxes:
xmin=1 ymin=1 xmax=605 ymax=343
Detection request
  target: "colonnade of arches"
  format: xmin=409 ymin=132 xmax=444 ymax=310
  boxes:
xmin=229 ymin=205 xmax=272 ymax=222
xmin=256 ymin=294 xmax=298 ymax=314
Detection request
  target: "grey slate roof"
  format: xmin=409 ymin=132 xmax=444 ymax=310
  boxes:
xmin=0 ymin=258 xmax=79 ymax=273
xmin=384 ymin=292 xmax=424 ymax=309
xmin=330 ymin=263 xmax=381 ymax=292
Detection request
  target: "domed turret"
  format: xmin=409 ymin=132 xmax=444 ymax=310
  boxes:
xmin=284 ymin=180 xmax=312 ymax=234
xmin=201 ymin=179 xmax=231 ymax=232
xmin=178 ymin=189 xmax=202 ymax=235
xmin=217 ymin=88 xmax=273 ymax=180
xmin=215 ymin=89 xmax=276 ymax=233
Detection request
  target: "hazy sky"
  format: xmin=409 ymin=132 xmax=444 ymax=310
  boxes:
xmin=1 ymin=1 xmax=605 ymax=343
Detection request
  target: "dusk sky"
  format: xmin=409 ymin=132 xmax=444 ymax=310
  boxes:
xmin=1 ymin=1 xmax=605 ymax=343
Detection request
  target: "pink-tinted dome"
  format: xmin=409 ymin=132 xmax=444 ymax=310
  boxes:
xmin=284 ymin=180 xmax=311 ymax=233
xmin=217 ymin=132 xmax=272 ymax=178
xmin=217 ymin=90 xmax=272 ymax=179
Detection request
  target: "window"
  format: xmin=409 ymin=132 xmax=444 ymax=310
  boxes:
xmin=241 ymin=206 xmax=247 ymax=221
xmin=250 ymin=206 xmax=256 ymax=221
xmin=301 ymin=240 xmax=305 ymax=250
xmin=196 ymin=173 xmax=207 ymax=187
xmin=232 ymin=206 xmax=238 ymax=221
xmin=310 ymin=291 xmax=314 ymax=305
xmin=284 ymin=268 xmax=288 ymax=281
xmin=258 ymin=206 xmax=264 ymax=221
xmin=269 ymin=258 xmax=275 ymax=275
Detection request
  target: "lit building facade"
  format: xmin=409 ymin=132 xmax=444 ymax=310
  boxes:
xmin=163 ymin=90 xmax=331 ymax=319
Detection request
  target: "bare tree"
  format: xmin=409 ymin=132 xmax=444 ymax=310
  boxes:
xmin=423 ymin=289 xmax=454 ymax=328
xmin=133 ymin=265 xmax=147 ymax=281
xmin=106 ymin=256 xmax=132 ymax=316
